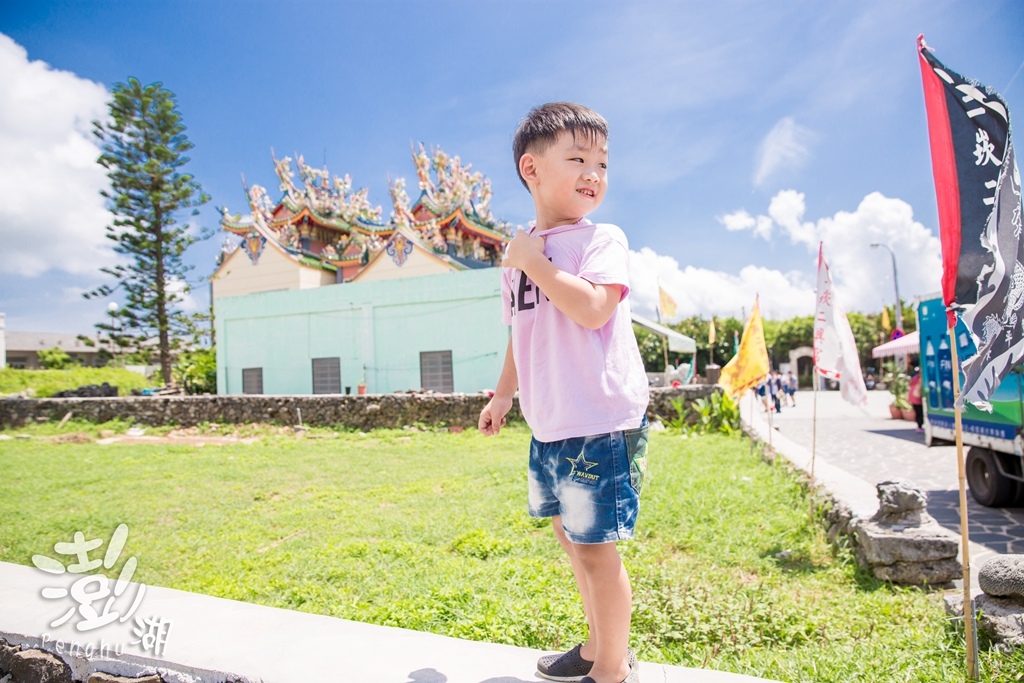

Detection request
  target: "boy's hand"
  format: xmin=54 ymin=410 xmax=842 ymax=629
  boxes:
xmin=478 ymin=395 xmax=513 ymax=436
xmin=502 ymin=229 xmax=545 ymax=273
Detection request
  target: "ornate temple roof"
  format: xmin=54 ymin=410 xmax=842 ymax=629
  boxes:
xmin=218 ymin=145 xmax=512 ymax=280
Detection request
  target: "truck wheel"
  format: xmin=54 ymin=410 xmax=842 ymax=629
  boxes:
xmin=966 ymin=447 xmax=1018 ymax=507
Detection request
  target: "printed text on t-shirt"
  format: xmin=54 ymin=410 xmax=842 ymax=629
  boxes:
xmin=509 ymin=265 xmax=551 ymax=317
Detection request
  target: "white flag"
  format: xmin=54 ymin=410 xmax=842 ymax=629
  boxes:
xmin=814 ymin=243 xmax=868 ymax=406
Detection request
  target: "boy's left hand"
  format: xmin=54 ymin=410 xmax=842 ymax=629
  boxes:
xmin=502 ymin=229 xmax=545 ymax=272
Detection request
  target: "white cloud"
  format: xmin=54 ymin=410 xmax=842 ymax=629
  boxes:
xmin=753 ymin=117 xmax=815 ymax=188
xmin=632 ymin=188 xmax=941 ymax=325
xmin=718 ymin=209 xmax=773 ymax=240
xmin=0 ymin=33 xmax=114 ymax=277
xmin=767 ymin=189 xmax=816 ymax=246
xmin=628 ymin=246 xmax=815 ymax=321
xmin=718 ymin=188 xmax=942 ymax=314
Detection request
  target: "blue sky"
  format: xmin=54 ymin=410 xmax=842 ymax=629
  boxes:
xmin=1 ymin=1 xmax=1022 ymax=332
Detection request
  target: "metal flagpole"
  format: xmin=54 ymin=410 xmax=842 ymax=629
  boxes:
xmin=949 ymin=330 xmax=979 ymax=680
xmin=811 ymin=366 xmax=819 ymax=524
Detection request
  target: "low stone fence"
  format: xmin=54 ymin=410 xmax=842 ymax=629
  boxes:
xmin=0 ymin=385 xmax=716 ymax=431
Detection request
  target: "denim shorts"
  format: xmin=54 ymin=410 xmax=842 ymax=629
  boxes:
xmin=527 ymin=418 xmax=648 ymax=544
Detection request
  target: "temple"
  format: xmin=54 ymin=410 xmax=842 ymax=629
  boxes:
xmin=211 ymin=147 xmax=514 ymax=396
xmin=212 ymin=146 xmax=511 ymax=299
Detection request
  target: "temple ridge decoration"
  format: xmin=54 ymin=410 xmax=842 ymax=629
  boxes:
xmin=218 ymin=145 xmax=512 ymax=284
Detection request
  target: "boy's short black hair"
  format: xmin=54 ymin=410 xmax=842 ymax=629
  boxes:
xmin=513 ymin=102 xmax=608 ymax=189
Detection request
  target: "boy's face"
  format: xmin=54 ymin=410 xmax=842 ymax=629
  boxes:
xmin=522 ymin=130 xmax=608 ymax=228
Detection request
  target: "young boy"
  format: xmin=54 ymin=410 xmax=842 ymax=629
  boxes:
xmin=478 ymin=102 xmax=648 ymax=683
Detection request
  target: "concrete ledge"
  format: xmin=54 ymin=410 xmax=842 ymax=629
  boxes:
xmin=0 ymin=561 xmax=778 ymax=683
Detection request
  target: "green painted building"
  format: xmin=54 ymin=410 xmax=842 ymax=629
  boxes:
xmin=215 ymin=268 xmax=507 ymax=395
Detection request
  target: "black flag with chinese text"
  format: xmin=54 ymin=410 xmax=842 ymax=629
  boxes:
xmin=918 ymin=35 xmax=1024 ymax=409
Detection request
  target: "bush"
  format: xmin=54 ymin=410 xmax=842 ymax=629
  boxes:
xmin=669 ymin=390 xmax=741 ymax=436
xmin=884 ymin=363 xmax=910 ymax=410
xmin=173 ymin=347 xmax=216 ymax=395
xmin=37 ymin=347 xmax=74 ymax=370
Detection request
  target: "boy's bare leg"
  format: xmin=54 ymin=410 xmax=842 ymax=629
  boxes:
xmin=551 ymin=516 xmax=597 ymax=654
xmin=553 ymin=516 xmax=631 ymax=683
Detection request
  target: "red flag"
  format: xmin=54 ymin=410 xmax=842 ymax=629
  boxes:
xmin=918 ymin=36 xmax=1024 ymax=408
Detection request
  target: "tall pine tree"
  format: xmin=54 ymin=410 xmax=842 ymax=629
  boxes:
xmin=87 ymin=78 xmax=210 ymax=385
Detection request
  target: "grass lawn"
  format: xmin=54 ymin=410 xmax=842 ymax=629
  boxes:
xmin=1 ymin=420 xmax=1021 ymax=682
xmin=0 ymin=367 xmax=154 ymax=397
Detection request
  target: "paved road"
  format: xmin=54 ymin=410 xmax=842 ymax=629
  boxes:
xmin=744 ymin=388 xmax=1024 ymax=558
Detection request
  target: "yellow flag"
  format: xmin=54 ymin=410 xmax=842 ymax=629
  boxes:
xmin=659 ymin=286 xmax=677 ymax=319
xmin=709 ymin=317 xmax=716 ymax=344
xmin=719 ymin=298 xmax=770 ymax=398
xmin=881 ymin=306 xmax=891 ymax=332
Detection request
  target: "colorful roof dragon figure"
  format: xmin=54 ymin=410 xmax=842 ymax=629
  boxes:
xmin=220 ymin=145 xmax=512 ymax=283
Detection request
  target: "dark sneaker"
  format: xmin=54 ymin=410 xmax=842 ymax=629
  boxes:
xmin=537 ymin=644 xmax=591 ymax=682
xmin=580 ymin=662 xmax=639 ymax=683
xmin=537 ymin=645 xmax=637 ymax=683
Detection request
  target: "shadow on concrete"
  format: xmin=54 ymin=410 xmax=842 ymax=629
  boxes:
xmin=862 ymin=428 xmax=927 ymax=445
xmin=402 ymin=669 xmax=539 ymax=683
xmin=404 ymin=669 xmax=448 ymax=683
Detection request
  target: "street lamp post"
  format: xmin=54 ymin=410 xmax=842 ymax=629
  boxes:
xmin=870 ymin=243 xmax=903 ymax=332
xmin=871 ymin=242 xmax=904 ymax=366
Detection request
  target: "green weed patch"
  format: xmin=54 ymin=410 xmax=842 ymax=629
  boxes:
xmin=0 ymin=367 xmax=154 ymax=397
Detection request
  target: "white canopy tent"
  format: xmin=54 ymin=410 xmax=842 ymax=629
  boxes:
xmin=871 ymin=330 xmax=919 ymax=358
xmin=630 ymin=313 xmax=697 ymax=353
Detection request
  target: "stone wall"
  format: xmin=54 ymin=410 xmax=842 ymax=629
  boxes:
xmin=0 ymin=385 xmax=717 ymax=431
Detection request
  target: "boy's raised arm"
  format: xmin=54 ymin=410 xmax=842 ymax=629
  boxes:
xmin=479 ymin=337 xmax=517 ymax=436
xmin=504 ymin=230 xmax=622 ymax=330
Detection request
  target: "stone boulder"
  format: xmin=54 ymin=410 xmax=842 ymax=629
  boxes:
xmin=6 ymin=647 xmax=73 ymax=683
xmin=945 ymin=591 xmax=1024 ymax=652
xmin=979 ymin=554 xmax=1024 ymax=601
xmin=872 ymin=478 xmax=929 ymax=526
xmin=0 ymin=638 xmax=17 ymax=672
xmin=852 ymin=480 xmax=961 ymax=586
xmin=88 ymin=673 xmax=164 ymax=683
xmin=854 ymin=523 xmax=959 ymax=565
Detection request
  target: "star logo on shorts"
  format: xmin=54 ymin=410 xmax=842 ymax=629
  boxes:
xmin=567 ymin=451 xmax=598 ymax=473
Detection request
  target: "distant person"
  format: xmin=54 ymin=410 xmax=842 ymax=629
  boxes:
xmin=757 ymin=380 xmax=769 ymax=412
xmin=479 ymin=103 xmax=644 ymax=683
xmin=909 ymin=368 xmax=924 ymax=432
xmin=785 ymin=371 xmax=798 ymax=407
xmin=768 ymin=370 xmax=782 ymax=413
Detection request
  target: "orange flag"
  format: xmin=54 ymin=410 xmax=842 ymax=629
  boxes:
xmin=658 ymin=286 xmax=677 ymax=320
xmin=719 ymin=298 xmax=770 ymax=398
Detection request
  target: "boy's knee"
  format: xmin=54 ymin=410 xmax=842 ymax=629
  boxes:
xmin=572 ymin=541 xmax=620 ymax=572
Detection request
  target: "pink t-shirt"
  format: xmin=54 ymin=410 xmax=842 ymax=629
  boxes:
xmin=501 ymin=218 xmax=649 ymax=442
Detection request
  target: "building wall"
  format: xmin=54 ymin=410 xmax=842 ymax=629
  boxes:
xmin=354 ymin=245 xmax=452 ymax=282
xmin=215 ymin=268 xmax=507 ymax=395
xmin=212 ymin=244 xmax=332 ymax=299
